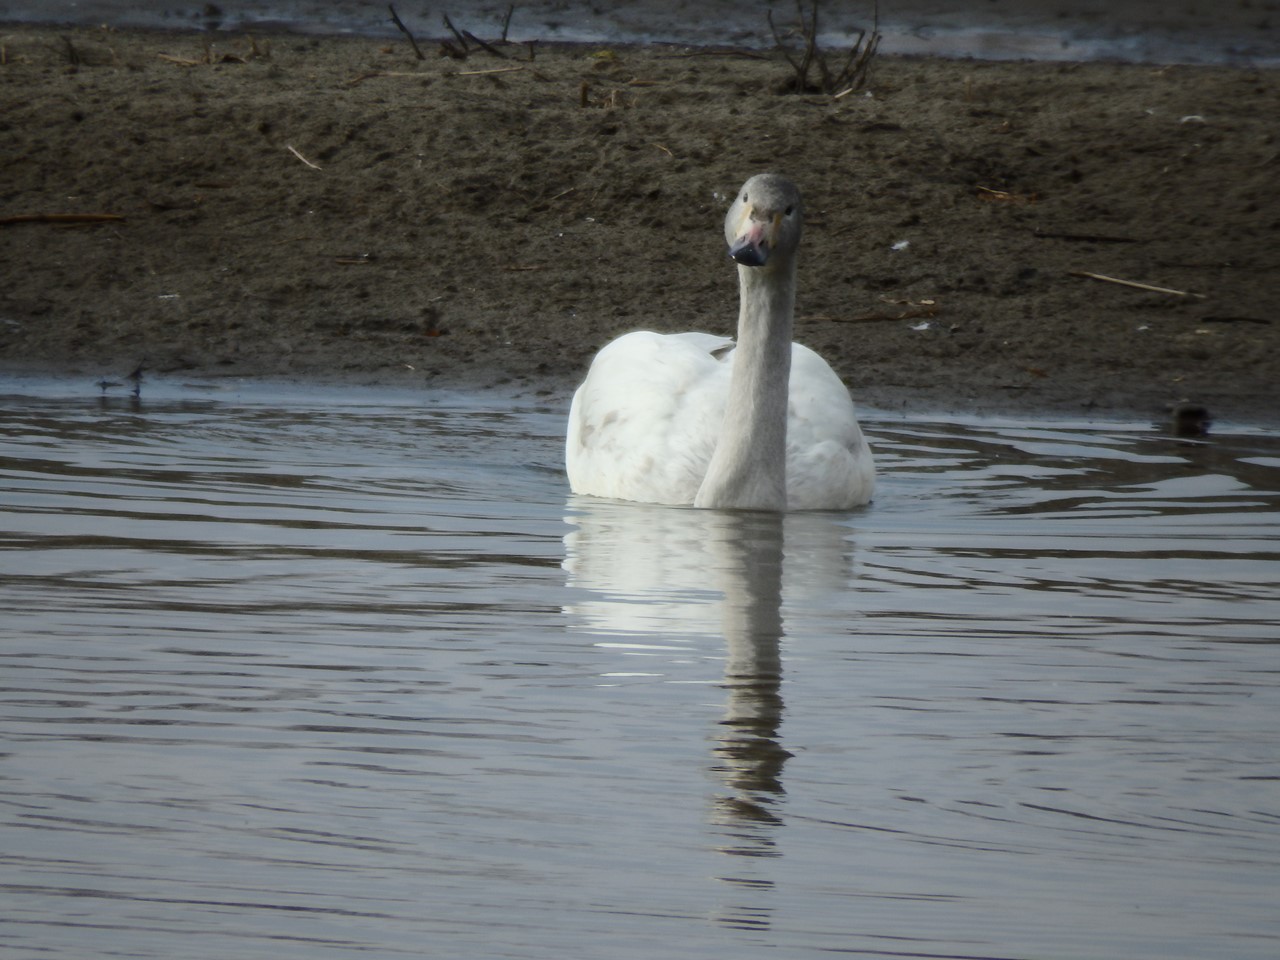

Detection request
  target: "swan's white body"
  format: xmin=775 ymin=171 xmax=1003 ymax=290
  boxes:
xmin=565 ymin=174 xmax=874 ymax=511
xmin=567 ymin=331 xmax=873 ymax=509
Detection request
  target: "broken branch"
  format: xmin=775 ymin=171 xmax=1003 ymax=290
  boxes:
xmin=771 ymin=0 xmax=880 ymax=94
xmin=387 ymin=4 xmax=425 ymax=60
xmin=463 ymin=30 xmax=508 ymax=59
xmin=442 ymin=13 xmax=470 ymax=56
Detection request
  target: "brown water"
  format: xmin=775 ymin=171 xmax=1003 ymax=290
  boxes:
xmin=2 ymin=375 xmax=1278 ymax=959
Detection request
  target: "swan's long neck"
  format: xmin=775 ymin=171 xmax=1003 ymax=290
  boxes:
xmin=694 ymin=258 xmax=795 ymax=511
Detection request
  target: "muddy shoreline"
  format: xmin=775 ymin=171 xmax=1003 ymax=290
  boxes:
xmin=1 ymin=25 xmax=1277 ymax=424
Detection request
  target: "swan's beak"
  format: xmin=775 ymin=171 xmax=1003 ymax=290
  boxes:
xmin=728 ymin=210 xmax=779 ymax=267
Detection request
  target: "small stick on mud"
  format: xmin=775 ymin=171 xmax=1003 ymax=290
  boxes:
xmin=1201 ymin=315 xmax=1271 ymax=325
xmin=457 ymin=65 xmax=524 ymax=76
xmin=976 ymin=184 xmax=1038 ymax=204
xmin=157 ymin=52 xmax=203 ymax=67
xmin=1070 ymin=271 xmax=1206 ymax=299
xmin=286 ymin=144 xmax=322 ymax=170
xmin=348 ymin=70 xmax=423 ymax=84
xmin=0 ymin=212 xmax=125 ymax=225
xmin=388 ymin=4 xmax=425 ymax=60
xmin=1035 ymin=229 xmax=1138 ymax=244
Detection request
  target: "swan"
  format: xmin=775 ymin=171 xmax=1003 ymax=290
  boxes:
xmin=565 ymin=173 xmax=875 ymax=511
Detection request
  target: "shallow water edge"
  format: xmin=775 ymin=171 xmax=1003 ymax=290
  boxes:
xmin=4 ymin=0 xmax=1278 ymax=66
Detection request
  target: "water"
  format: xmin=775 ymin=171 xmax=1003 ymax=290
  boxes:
xmin=4 ymin=0 xmax=1278 ymax=66
xmin=1 ymin=375 xmax=1278 ymax=960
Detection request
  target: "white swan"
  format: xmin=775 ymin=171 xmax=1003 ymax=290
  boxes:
xmin=565 ymin=173 xmax=875 ymax=511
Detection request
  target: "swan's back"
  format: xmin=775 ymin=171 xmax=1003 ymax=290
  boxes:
xmin=566 ymin=332 xmax=874 ymax=509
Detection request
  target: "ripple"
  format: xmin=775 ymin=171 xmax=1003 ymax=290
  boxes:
xmin=2 ymin=377 xmax=1278 ymax=960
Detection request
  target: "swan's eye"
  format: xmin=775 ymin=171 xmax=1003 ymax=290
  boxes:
xmin=742 ymin=193 xmax=749 ymax=203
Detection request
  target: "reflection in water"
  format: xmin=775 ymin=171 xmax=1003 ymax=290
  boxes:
xmin=564 ymin=502 xmax=861 ymax=927
xmin=714 ymin=514 xmax=788 ymax=834
xmin=5 ymin=378 xmax=1280 ymax=960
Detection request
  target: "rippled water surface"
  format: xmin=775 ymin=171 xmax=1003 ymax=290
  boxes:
xmin=2 ymin=376 xmax=1278 ymax=960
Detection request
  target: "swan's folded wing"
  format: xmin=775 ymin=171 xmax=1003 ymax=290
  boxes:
xmin=784 ymin=343 xmax=876 ymax=508
xmin=566 ymin=331 xmax=730 ymax=504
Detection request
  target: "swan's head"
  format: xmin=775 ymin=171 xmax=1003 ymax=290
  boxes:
xmin=725 ymin=174 xmax=804 ymax=269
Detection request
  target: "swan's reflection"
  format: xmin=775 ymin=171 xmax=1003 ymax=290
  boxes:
xmin=710 ymin=512 xmax=788 ymax=836
xmin=563 ymin=498 xmax=856 ymax=926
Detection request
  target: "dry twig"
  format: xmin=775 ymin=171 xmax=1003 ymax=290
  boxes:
xmin=387 ymin=4 xmax=425 ymax=60
xmin=440 ymin=12 xmax=470 ymax=58
xmin=976 ymin=184 xmax=1038 ymax=204
xmin=157 ymin=52 xmax=203 ymax=67
xmin=769 ymin=0 xmax=880 ymax=94
xmin=457 ymin=65 xmax=525 ymax=76
xmin=439 ymin=12 xmax=508 ymax=59
xmin=660 ymin=49 xmax=770 ymax=61
xmin=440 ymin=8 xmax=528 ymax=59
xmin=1034 ymin=229 xmax=1138 ymax=243
xmin=157 ymin=35 xmax=263 ymax=67
xmin=463 ymin=29 xmax=508 ymax=59
xmin=286 ymin=144 xmax=322 ymax=170
xmin=348 ymin=70 xmax=424 ymax=84
xmin=0 ymin=212 xmax=125 ymax=225
xmin=1070 ymin=271 xmax=1206 ymax=299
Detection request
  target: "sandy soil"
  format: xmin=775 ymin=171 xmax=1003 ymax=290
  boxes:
xmin=1 ymin=24 xmax=1277 ymax=424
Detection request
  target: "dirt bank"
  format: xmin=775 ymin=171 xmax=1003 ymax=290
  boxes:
xmin=1 ymin=24 xmax=1277 ymax=423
